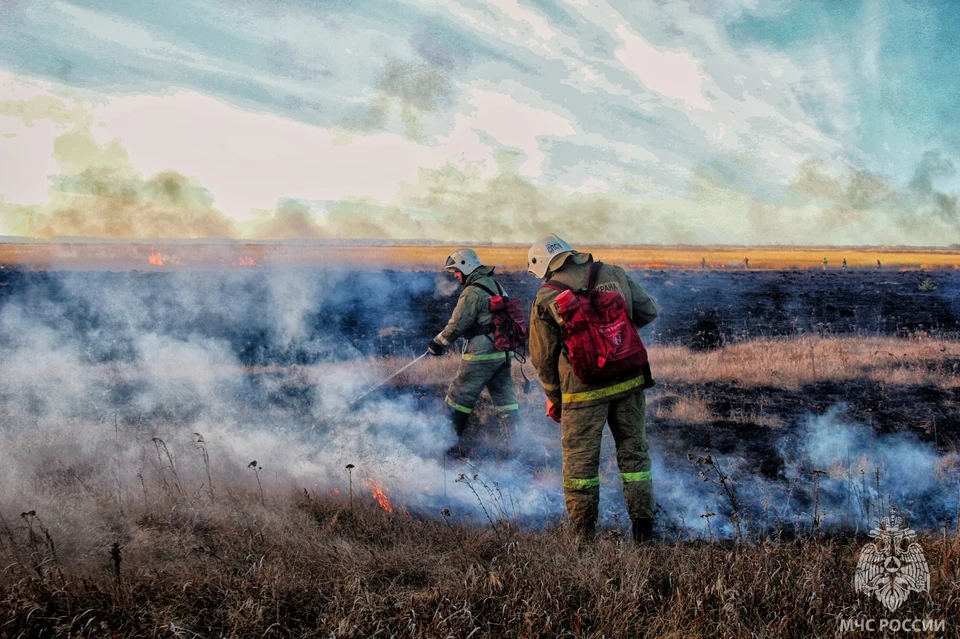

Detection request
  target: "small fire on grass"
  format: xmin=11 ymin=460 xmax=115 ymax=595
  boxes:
xmin=233 ymin=255 xmax=257 ymax=267
xmin=147 ymin=249 xmax=182 ymax=266
xmin=364 ymin=477 xmax=394 ymax=513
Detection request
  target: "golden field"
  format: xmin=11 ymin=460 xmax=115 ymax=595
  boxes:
xmin=1 ymin=241 xmax=959 ymax=270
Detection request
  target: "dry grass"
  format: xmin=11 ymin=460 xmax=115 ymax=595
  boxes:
xmin=2 ymin=241 xmax=959 ymax=270
xmin=3 ymin=487 xmax=960 ymax=638
xmin=375 ymin=334 xmax=960 ymax=391
xmin=653 ymin=335 xmax=960 ymax=389
xmin=652 ymin=391 xmax=717 ymax=424
xmin=4 ymin=335 xmax=960 ymax=635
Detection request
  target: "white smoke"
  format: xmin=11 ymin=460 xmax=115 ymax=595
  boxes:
xmin=0 ymin=268 xmax=956 ymax=543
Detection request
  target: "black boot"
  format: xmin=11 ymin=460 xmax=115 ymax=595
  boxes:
xmin=445 ymin=411 xmax=472 ymax=460
xmin=632 ymin=518 xmax=654 ymax=544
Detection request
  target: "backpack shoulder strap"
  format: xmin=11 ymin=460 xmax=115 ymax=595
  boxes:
xmin=466 ymin=281 xmax=496 ymax=296
xmin=586 ymin=261 xmax=603 ymax=291
xmin=541 ymin=279 xmax=572 ymax=294
xmin=544 ymin=261 xmax=603 ymax=294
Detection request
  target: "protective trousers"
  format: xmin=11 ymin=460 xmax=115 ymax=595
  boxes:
xmin=444 ymin=356 xmax=519 ymax=417
xmin=560 ymin=391 xmax=652 ymax=531
xmin=445 ymin=356 xmax=519 ymax=459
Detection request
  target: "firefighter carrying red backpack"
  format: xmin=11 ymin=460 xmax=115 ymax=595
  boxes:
xmin=542 ymin=261 xmax=653 ymax=385
xmin=467 ymin=280 xmax=528 ymax=351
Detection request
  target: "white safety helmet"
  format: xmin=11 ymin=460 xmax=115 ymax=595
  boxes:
xmin=527 ymin=233 xmax=574 ymax=279
xmin=444 ymin=248 xmax=482 ymax=276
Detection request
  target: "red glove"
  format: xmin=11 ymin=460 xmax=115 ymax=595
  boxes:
xmin=546 ymin=398 xmax=562 ymax=423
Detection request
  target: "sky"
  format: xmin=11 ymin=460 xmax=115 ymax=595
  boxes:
xmin=0 ymin=0 xmax=959 ymax=245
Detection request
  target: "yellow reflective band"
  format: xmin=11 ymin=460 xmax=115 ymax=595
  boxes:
xmin=563 ymin=476 xmax=601 ymax=490
xmin=561 ymin=375 xmax=645 ymax=404
xmin=621 ymin=471 xmax=651 ymax=483
xmin=445 ymin=396 xmax=473 ymax=414
xmin=462 ymin=351 xmax=513 ymax=361
xmin=494 ymin=404 xmax=519 ymax=412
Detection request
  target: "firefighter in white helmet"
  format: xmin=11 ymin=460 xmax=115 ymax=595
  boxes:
xmin=428 ymin=248 xmax=519 ymax=458
xmin=527 ymin=233 xmax=659 ymax=542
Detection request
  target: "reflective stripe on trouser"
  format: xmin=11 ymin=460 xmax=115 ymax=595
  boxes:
xmin=560 ymin=390 xmax=652 ymax=529
xmin=445 ymin=356 xmax=518 ymax=416
xmin=462 ymin=350 xmax=513 ymax=362
xmin=561 ymin=374 xmax=646 ymax=405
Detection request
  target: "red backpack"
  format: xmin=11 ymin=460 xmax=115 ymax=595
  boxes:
xmin=542 ymin=262 xmax=653 ymax=385
xmin=468 ymin=280 xmax=528 ymax=352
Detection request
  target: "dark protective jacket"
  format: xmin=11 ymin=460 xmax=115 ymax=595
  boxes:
xmin=530 ymin=253 xmax=658 ymax=407
xmin=434 ymin=265 xmax=504 ymax=360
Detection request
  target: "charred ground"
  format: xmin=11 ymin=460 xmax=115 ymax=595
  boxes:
xmin=1 ymin=267 xmax=958 ymax=357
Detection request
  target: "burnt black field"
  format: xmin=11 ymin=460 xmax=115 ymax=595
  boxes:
xmin=1 ymin=267 xmax=958 ymax=362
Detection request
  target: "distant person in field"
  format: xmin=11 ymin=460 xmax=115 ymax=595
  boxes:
xmin=428 ymin=248 xmax=521 ymax=459
xmin=842 ymin=258 xmax=848 ymax=269
xmin=823 ymin=257 xmax=828 ymax=270
xmin=877 ymin=259 xmax=882 ymax=270
xmin=743 ymin=257 xmax=749 ymax=269
xmin=701 ymin=257 xmax=706 ymax=269
xmin=526 ymin=233 xmax=659 ymax=543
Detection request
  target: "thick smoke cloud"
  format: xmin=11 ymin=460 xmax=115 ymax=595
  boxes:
xmin=653 ymin=407 xmax=959 ymax=538
xmin=1 ymin=97 xmax=237 ymax=239
xmin=345 ymin=21 xmax=472 ymax=143
xmin=251 ymin=200 xmax=325 ymax=240
xmin=0 ymin=266 xmax=574 ymax=550
xmin=0 ymin=268 xmax=956 ymax=541
xmin=4 ymin=94 xmax=960 ymax=245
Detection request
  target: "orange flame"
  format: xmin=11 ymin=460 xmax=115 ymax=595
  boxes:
xmin=331 ymin=488 xmax=340 ymax=496
xmin=364 ymin=478 xmax=393 ymax=513
xmin=148 ymin=251 xmax=164 ymax=266
xmin=646 ymin=262 xmax=670 ymax=268
xmin=233 ymin=255 xmax=257 ymax=267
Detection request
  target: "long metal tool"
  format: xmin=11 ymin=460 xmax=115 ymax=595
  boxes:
xmin=346 ymin=351 xmax=429 ymax=407
xmin=304 ymin=351 xmax=429 ymax=432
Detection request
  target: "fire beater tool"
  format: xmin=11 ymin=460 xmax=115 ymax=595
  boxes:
xmin=345 ymin=351 xmax=429 ymax=406
xmin=304 ymin=351 xmax=429 ymax=432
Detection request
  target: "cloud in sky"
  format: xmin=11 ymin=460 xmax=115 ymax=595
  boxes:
xmin=0 ymin=0 xmax=959 ymax=244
